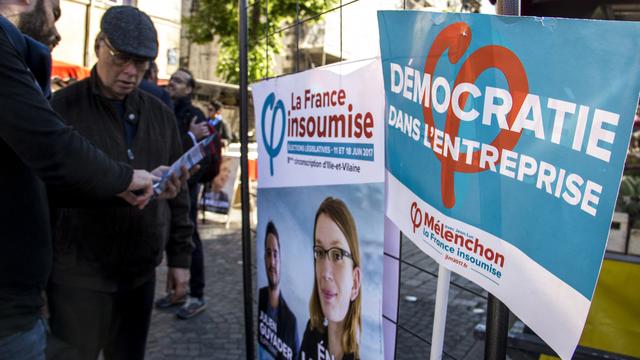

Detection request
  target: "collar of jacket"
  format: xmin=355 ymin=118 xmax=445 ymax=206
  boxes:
xmin=87 ymin=66 xmax=142 ymax=125
xmin=89 ymin=65 xmax=140 ymax=107
xmin=0 ymin=15 xmax=52 ymax=98
xmin=173 ymin=95 xmax=193 ymax=113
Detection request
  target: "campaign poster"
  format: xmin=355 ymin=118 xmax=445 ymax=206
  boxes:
xmin=253 ymin=59 xmax=385 ymax=360
xmin=203 ymin=154 xmax=240 ymax=214
xmin=378 ymin=11 xmax=640 ymax=360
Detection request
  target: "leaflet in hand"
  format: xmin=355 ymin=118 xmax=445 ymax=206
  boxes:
xmin=153 ymin=135 xmax=214 ymax=195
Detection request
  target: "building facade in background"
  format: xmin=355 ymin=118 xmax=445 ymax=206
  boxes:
xmin=51 ymin=0 xmax=488 ymax=140
xmin=53 ymin=0 xmax=182 ymax=80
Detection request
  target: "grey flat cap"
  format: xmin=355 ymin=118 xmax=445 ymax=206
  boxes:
xmin=101 ymin=6 xmax=158 ymax=59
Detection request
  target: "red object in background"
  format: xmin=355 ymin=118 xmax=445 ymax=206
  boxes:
xmin=51 ymin=60 xmax=90 ymax=81
xmin=248 ymin=158 xmax=257 ymax=181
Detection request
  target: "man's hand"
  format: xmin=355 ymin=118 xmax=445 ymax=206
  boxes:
xmin=151 ymin=164 xmax=200 ymax=200
xmin=118 ymin=169 xmax=159 ymax=209
xmin=189 ymin=116 xmax=210 ymax=140
xmin=166 ymin=267 xmax=190 ymax=303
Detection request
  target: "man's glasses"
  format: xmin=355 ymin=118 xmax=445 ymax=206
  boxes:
xmin=103 ymin=40 xmax=150 ymax=70
xmin=313 ymin=246 xmax=353 ymax=264
xmin=169 ymin=76 xmax=189 ymax=85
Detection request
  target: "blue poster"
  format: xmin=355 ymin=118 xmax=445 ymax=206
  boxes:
xmin=379 ymin=11 xmax=640 ymax=359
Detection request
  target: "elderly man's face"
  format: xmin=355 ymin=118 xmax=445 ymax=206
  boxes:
xmin=19 ymin=0 xmax=61 ymax=50
xmin=95 ymin=37 xmax=149 ymax=100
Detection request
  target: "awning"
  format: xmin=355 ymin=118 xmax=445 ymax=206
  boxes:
xmin=52 ymin=60 xmax=90 ymax=81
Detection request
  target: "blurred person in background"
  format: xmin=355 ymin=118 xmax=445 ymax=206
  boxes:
xmin=207 ymin=99 xmax=231 ymax=147
xmin=139 ymin=60 xmax=173 ymax=109
xmin=155 ymin=67 xmax=212 ymax=319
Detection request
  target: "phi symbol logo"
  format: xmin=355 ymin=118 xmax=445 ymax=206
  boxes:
xmin=261 ymin=92 xmax=286 ymax=176
xmin=424 ymin=22 xmax=529 ymax=208
xmin=410 ymin=201 xmax=422 ymax=233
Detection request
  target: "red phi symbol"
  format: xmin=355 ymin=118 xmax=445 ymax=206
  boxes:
xmin=423 ymin=22 xmax=529 ymax=208
xmin=410 ymin=201 xmax=422 ymax=233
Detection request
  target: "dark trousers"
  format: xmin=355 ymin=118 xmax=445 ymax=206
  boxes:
xmin=189 ymin=183 xmax=205 ymax=299
xmin=47 ymin=276 xmax=155 ymax=360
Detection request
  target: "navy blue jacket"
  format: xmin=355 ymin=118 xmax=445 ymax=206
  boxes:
xmin=139 ymin=79 xmax=173 ymax=110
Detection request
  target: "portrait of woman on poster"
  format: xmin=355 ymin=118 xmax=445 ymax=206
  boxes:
xmin=299 ymin=197 xmax=361 ymax=360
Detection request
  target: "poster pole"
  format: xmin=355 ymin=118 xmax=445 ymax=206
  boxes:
xmin=430 ymin=266 xmax=451 ymax=360
xmin=238 ymin=0 xmax=254 ymax=359
xmin=485 ymin=293 xmax=510 ymax=360
xmin=430 ymin=2 xmax=520 ymax=358
xmin=482 ymin=3 xmax=518 ymax=360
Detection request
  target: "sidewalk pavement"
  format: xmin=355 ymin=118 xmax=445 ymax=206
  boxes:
xmin=146 ymin=211 xmax=253 ymax=360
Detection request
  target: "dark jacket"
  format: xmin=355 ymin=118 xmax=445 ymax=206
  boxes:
xmin=174 ymin=96 xmax=222 ymax=188
xmin=139 ymin=79 xmax=173 ymax=110
xmin=0 ymin=17 xmax=132 ymax=338
xmin=299 ymin=320 xmax=356 ymax=360
xmin=174 ymin=96 xmax=206 ymax=153
xmin=49 ymin=69 xmax=194 ymax=291
xmin=258 ymin=287 xmax=299 ymax=360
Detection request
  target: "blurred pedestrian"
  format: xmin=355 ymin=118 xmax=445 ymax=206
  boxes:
xmin=0 ymin=1 xmax=161 ymax=359
xmin=156 ymin=68 xmax=213 ymax=319
xmin=139 ymin=61 xmax=173 ymax=109
xmin=168 ymin=68 xmax=209 ymax=148
xmin=207 ymin=99 xmax=231 ymax=147
xmin=47 ymin=6 xmax=194 ymax=360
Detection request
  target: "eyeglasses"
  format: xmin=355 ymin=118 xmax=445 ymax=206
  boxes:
xmin=169 ymin=76 xmax=189 ymax=85
xmin=103 ymin=40 xmax=150 ymax=70
xmin=313 ymin=246 xmax=352 ymax=263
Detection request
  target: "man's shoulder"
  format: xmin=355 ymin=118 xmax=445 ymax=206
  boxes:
xmin=138 ymin=79 xmax=161 ymax=96
xmin=278 ymin=293 xmax=296 ymax=321
xmin=136 ymin=89 xmax=175 ymax=120
xmin=139 ymin=81 xmax=173 ymax=108
xmin=258 ymin=286 xmax=269 ymax=303
xmin=0 ymin=17 xmax=25 ymax=59
xmin=191 ymin=104 xmax=205 ymax=117
xmin=51 ymin=78 xmax=90 ymax=105
xmin=185 ymin=101 xmax=206 ymax=119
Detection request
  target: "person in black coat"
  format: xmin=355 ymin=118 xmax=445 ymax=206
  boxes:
xmin=0 ymin=2 xmax=160 ymax=358
xmin=47 ymin=7 xmax=194 ymax=360
xmin=258 ymin=222 xmax=299 ymax=360
xmin=156 ymin=67 xmax=211 ymax=319
xmin=168 ymin=68 xmax=209 ymax=153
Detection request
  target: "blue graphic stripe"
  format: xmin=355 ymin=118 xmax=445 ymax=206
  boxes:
xmin=287 ymin=141 xmax=374 ymax=161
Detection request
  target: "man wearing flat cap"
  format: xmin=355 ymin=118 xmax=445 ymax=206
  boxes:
xmin=47 ymin=6 xmax=194 ymax=359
